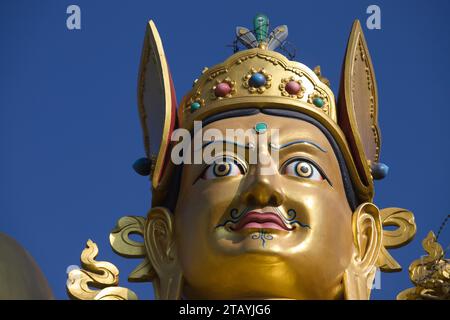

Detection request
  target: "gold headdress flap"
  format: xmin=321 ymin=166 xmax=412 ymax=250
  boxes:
xmin=338 ymin=21 xmax=416 ymax=272
xmin=338 ymin=20 xmax=381 ymax=194
xmin=137 ymin=20 xmax=177 ymax=191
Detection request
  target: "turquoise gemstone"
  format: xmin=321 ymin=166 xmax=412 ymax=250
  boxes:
xmin=190 ymin=102 xmax=201 ymax=112
xmin=255 ymin=122 xmax=268 ymax=134
xmin=249 ymin=73 xmax=266 ymax=87
xmin=313 ymin=97 xmax=325 ymax=108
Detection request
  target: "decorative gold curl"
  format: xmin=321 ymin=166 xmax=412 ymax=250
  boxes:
xmin=313 ymin=65 xmax=331 ymax=87
xmin=109 ymin=216 xmax=155 ymax=282
xmin=66 ymin=240 xmax=138 ymax=300
xmin=397 ymin=231 xmax=449 ymax=300
xmin=376 ymin=207 xmax=416 ymax=272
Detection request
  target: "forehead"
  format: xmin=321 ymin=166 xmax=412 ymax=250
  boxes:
xmin=199 ymin=112 xmax=331 ymax=147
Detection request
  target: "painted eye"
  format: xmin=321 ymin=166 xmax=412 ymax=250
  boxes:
xmin=202 ymin=158 xmax=245 ymax=180
xmin=282 ymin=160 xmax=323 ymax=181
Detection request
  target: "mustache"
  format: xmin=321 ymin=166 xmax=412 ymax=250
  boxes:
xmin=274 ymin=207 xmax=310 ymax=229
xmin=215 ymin=207 xmax=310 ymax=229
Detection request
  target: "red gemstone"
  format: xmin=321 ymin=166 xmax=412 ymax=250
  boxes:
xmin=214 ymin=82 xmax=232 ymax=97
xmin=285 ymin=81 xmax=301 ymax=95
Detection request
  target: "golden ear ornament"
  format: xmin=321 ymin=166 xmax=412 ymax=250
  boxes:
xmin=67 ymin=210 xmax=183 ymax=300
xmin=110 ymin=216 xmax=155 ymax=282
xmin=66 ymin=240 xmax=138 ymax=300
xmin=376 ymin=207 xmax=417 ymax=272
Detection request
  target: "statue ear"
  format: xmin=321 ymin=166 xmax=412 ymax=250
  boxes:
xmin=338 ymin=20 xmax=382 ymax=196
xmin=138 ymin=20 xmax=178 ymax=191
xmin=144 ymin=207 xmax=182 ymax=300
xmin=344 ymin=203 xmax=382 ymax=300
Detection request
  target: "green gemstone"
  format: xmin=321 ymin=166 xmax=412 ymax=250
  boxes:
xmin=255 ymin=122 xmax=268 ymax=134
xmin=190 ymin=102 xmax=201 ymax=112
xmin=253 ymin=14 xmax=269 ymax=43
xmin=313 ymin=97 xmax=325 ymax=108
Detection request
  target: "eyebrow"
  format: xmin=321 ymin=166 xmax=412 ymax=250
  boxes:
xmin=270 ymin=140 xmax=327 ymax=153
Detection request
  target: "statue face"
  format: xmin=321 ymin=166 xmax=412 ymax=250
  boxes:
xmin=174 ymin=112 xmax=354 ymax=299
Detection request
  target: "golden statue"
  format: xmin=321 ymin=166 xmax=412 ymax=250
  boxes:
xmin=64 ymin=15 xmax=422 ymax=300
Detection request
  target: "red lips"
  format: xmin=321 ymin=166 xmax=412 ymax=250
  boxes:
xmin=231 ymin=211 xmax=292 ymax=231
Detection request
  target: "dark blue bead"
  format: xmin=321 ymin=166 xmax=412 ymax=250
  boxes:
xmin=133 ymin=157 xmax=152 ymax=176
xmin=249 ymin=73 xmax=266 ymax=87
xmin=371 ymin=162 xmax=389 ymax=180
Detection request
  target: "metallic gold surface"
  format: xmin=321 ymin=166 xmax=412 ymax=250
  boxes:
xmin=144 ymin=207 xmax=183 ymax=300
xmin=377 ymin=207 xmax=416 ymax=272
xmin=110 ymin=216 xmax=154 ymax=282
xmin=397 ymin=232 xmax=449 ymax=300
xmin=180 ymin=48 xmax=337 ymax=126
xmin=137 ymin=20 xmax=176 ymax=191
xmin=173 ymin=114 xmax=382 ymax=299
xmin=343 ymin=203 xmax=382 ymax=300
xmin=0 ymin=233 xmax=53 ymax=299
xmin=338 ymin=20 xmax=380 ymax=191
xmin=66 ymin=240 xmax=137 ymax=300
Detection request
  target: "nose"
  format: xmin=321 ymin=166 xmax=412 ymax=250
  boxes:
xmin=240 ymin=164 xmax=285 ymax=207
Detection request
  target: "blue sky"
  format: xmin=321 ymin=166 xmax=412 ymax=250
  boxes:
xmin=1 ymin=0 xmax=449 ymax=300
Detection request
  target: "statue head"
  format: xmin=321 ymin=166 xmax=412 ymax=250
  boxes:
xmin=110 ymin=16 xmax=416 ymax=300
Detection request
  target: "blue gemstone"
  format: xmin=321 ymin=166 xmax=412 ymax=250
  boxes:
xmin=249 ymin=73 xmax=267 ymax=87
xmin=133 ymin=157 xmax=152 ymax=176
xmin=371 ymin=162 xmax=389 ymax=180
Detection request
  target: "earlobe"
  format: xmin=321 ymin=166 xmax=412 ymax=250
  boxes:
xmin=144 ymin=207 xmax=183 ymax=300
xmin=344 ymin=202 xmax=382 ymax=300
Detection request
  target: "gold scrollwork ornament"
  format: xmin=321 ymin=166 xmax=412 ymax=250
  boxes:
xmin=66 ymin=240 xmax=138 ymax=300
xmin=397 ymin=231 xmax=449 ymax=300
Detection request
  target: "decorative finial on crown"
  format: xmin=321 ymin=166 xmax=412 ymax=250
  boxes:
xmin=253 ymin=14 xmax=269 ymax=44
xmin=234 ymin=14 xmax=294 ymax=58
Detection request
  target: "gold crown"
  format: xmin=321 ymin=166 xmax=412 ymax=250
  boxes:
xmin=179 ymin=48 xmax=336 ymax=129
